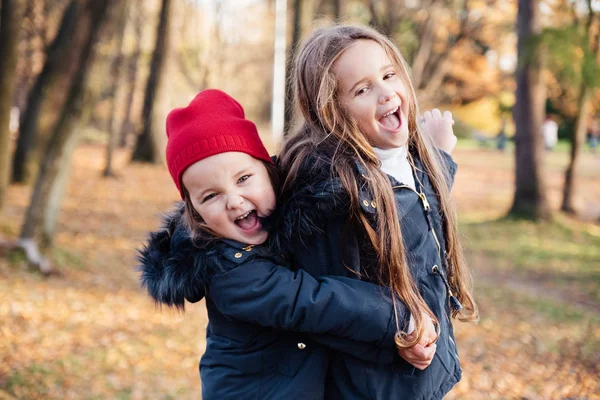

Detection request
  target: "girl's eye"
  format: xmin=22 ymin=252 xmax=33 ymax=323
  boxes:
xmin=355 ymin=87 xmax=368 ymax=96
xmin=202 ymin=193 xmax=217 ymax=203
xmin=238 ymin=175 xmax=250 ymax=184
xmin=384 ymin=72 xmax=396 ymax=80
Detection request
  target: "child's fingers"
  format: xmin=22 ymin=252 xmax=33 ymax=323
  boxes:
xmin=408 ymin=343 xmax=436 ymax=361
xmin=432 ymin=108 xmax=442 ymax=119
xmin=443 ymin=110 xmax=453 ymax=122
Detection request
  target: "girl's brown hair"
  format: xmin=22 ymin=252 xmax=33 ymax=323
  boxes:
xmin=279 ymin=24 xmax=478 ymax=348
xmin=182 ymin=159 xmax=281 ymax=242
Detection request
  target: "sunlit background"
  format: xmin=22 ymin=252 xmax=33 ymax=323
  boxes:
xmin=0 ymin=0 xmax=599 ymax=398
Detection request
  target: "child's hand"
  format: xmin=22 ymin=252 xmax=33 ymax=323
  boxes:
xmin=396 ymin=313 xmax=438 ymax=370
xmin=421 ymin=108 xmax=457 ymax=154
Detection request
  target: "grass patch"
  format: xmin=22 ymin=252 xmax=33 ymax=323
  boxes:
xmin=51 ymin=246 xmax=85 ymax=270
xmin=2 ymin=363 xmax=63 ymax=398
xmin=0 ymin=223 xmax=17 ymax=237
xmin=478 ymin=282 xmax=597 ymax=324
xmin=461 ymin=216 xmax=600 ymax=303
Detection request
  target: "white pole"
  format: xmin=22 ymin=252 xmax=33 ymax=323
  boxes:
xmin=271 ymin=0 xmax=287 ymax=144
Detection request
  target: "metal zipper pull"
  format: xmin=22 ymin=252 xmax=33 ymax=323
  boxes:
xmin=432 ymin=265 xmax=463 ymax=312
xmin=418 ymin=191 xmax=431 ymax=211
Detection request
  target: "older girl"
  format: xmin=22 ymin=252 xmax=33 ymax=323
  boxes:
xmin=275 ymin=25 xmax=479 ymax=399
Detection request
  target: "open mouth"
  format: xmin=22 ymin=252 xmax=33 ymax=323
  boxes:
xmin=234 ymin=210 xmax=260 ymax=231
xmin=378 ymin=106 xmax=402 ymax=131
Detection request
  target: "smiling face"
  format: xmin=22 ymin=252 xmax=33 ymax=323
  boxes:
xmin=333 ymin=39 xmax=410 ymax=150
xmin=181 ymin=152 xmax=276 ymax=245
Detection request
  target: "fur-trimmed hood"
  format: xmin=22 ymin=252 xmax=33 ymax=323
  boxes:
xmin=137 ymin=203 xmax=222 ymax=310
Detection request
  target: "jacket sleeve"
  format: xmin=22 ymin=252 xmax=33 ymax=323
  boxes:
xmin=208 ymin=258 xmax=404 ymax=349
xmin=438 ymin=149 xmax=458 ymax=190
xmin=308 ymin=334 xmax=397 ymax=364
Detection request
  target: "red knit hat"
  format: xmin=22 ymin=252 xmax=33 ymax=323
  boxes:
xmin=165 ymin=89 xmax=273 ymax=199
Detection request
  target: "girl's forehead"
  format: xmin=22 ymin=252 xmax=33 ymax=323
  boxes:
xmin=183 ymin=152 xmax=257 ymax=187
xmin=333 ymin=40 xmax=396 ymax=85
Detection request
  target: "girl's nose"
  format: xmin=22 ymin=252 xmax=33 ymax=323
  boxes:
xmin=379 ymin=91 xmax=397 ymax=105
xmin=226 ymin=194 xmax=244 ymax=210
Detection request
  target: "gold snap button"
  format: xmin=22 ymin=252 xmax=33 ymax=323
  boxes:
xmin=362 ymin=200 xmax=369 ymax=207
xmin=297 ymin=342 xmax=306 ymax=350
xmin=234 ymin=252 xmax=243 ymax=258
xmin=371 ymin=201 xmax=377 ymax=208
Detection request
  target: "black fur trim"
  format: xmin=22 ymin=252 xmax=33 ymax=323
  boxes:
xmin=137 ymin=202 xmax=223 ymax=310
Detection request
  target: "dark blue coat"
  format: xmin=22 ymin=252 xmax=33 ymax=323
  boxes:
xmin=272 ymin=149 xmax=462 ymax=400
xmin=138 ymin=205 xmax=405 ymax=400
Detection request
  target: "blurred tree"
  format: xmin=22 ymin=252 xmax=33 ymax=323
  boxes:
xmin=368 ymin=0 xmax=401 ymax=37
xmin=118 ymin=0 xmax=143 ymax=148
xmin=365 ymin=0 xmax=492 ymax=105
xmin=559 ymin=1 xmax=599 ymax=214
xmin=508 ymin=0 xmax=551 ymax=220
xmin=131 ymin=0 xmax=171 ymax=164
xmin=20 ymin=0 xmax=113 ymax=272
xmin=314 ymin=0 xmax=343 ymax=20
xmin=333 ymin=0 xmax=343 ymax=20
xmin=0 ymin=0 xmax=26 ymax=211
xmin=284 ymin=0 xmax=302 ymax=136
xmin=11 ymin=0 xmax=78 ymax=184
xmin=103 ymin=0 xmax=129 ymax=177
xmin=12 ymin=0 xmax=34 ymax=112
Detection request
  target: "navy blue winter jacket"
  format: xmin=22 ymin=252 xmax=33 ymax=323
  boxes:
xmin=271 ymin=148 xmax=462 ymax=400
xmin=138 ymin=205 xmax=406 ymax=400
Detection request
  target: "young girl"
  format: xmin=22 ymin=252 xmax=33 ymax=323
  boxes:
xmin=275 ymin=25 xmax=479 ymax=399
xmin=138 ymin=89 xmax=428 ymax=400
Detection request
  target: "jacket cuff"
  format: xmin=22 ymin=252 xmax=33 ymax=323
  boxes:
xmin=438 ymin=149 xmax=458 ymax=189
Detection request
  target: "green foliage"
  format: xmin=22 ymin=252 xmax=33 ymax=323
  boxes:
xmin=394 ymin=19 xmax=420 ymax=63
xmin=452 ymin=118 xmax=476 ymax=139
xmin=537 ymin=25 xmax=600 ymax=89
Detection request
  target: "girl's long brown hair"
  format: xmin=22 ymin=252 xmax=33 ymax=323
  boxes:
xmin=279 ymin=25 xmax=478 ymax=348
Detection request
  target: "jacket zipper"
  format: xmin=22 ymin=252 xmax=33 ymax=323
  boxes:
xmin=392 ymin=184 xmax=462 ymax=312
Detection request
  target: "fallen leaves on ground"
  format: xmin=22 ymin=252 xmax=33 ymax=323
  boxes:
xmin=1 ymin=145 xmax=599 ymax=399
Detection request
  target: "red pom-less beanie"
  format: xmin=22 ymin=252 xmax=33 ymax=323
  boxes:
xmin=165 ymin=89 xmax=273 ymax=199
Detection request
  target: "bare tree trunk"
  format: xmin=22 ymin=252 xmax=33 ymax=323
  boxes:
xmin=508 ymin=0 xmax=551 ymax=220
xmin=410 ymin=2 xmax=440 ymax=89
xmin=561 ymin=1 xmax=599 ymax=215
xmin=369 ymin=0 xmax=402 ymax=37
xmin=284 ymin=0 xmax=302 ymax=136
xmin=131 ymin=0 xmax=171 ymax=163
xmin=21 ymin=0 xmax=111 ymax=265
xmin=119 ymin=0 xmax=143 ymax=148
xmin=103 ymin=1 xmax=128 ymax=177
xmin=12 ymin=0 xmax=35 ymax=111
xmin=561 ymin=84 xmax=590 ymax=214
xmin=11 ymin=0 xmax=79 ymax=184
xmin=0 ymin=0 xmax=26 ymax=211
xmin=332 ymin=0 xmax=343 ymax=20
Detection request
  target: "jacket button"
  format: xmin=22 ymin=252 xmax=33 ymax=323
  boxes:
xmin=234 ymin=252 xmax=243 ymax=258
xmin=362 ymin=200 xmax=369 ymax=207
xmin=371 ymin=201 xmax=377 ymax=208
xmin=297 ymin=342 xmax=306 ymax=350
